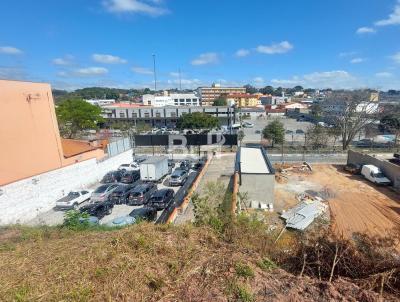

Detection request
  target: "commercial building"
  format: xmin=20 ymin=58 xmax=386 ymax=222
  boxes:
xmin=226 ymin=94 xmax=259 ymax=107
xmin=235 ymin=147 xmax=275 ymax=208
xmin=142 ymin=92 xmax=201 ymax=107
xmin=102 ymin=104 xmax=236 ymax=128
xmin=0 ymin=80 xmax=105 ymax=186
xmin=85 ymin=99 xmax=116 ymax=106
xmin=198 ymin=83 xmax=246 ymax=106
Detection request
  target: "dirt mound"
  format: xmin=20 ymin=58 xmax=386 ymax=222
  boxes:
xmin=0 ymin=224 xmax=395 ymax=302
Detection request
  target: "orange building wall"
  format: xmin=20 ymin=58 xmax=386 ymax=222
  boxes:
xmin=0 ymin=80 xmax=104 ymax=186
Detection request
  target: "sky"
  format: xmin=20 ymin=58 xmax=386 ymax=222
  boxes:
xmin=0 ymin=0 xmax=400 ymax=91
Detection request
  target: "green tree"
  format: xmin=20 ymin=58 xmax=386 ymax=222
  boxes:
xmin=306 ymin=125 xmax=329 ymax=150
xmin=213 ymin=97 xmax=227 ymax=106
xmin=262 ymin=120 xmax=285 ymax=147
xmin=237 ymin=130 xmax=245 ymax=146
xmin=260 ymin=86 xmax=274 ymax=95
xmin=56 ymin=99 xmax=104 ymax=138
xmin=176 ymin=112 xmax=220 ymax=130
xmin=244 ymin=84 xmax=258 ymax=94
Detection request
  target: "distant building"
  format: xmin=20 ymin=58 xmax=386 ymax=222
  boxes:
xmin=259 ymin=95 xmax=291 ymax=105
xmin=198 ymin=83 xmax=246 ymax=106
xmin=85 ymin=99 xmax=115 ymax=106
xmin=101 ymin=104 xmax=235 ymax=128
xmin=239 ymin=107 xmax=266 ymax=118
xmin=226 ymin=94 xmax=259 ymax=107
xmin=142 ymin=92 xmax=200 ymax=107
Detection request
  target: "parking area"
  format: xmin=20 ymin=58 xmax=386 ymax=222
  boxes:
xmin=27 ymin=157 xmax=202 ymax=227
xmin=241 ymin=116 xmax=313 ymax=145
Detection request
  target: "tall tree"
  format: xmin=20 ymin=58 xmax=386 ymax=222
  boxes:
xmin=379 ymin=105 xmax=400 ymax=146
xmin=324 ymin=91 xmax=381 ymax=150
xmin=243 ymin=84 xmax=258 ymax=94
xmin=306 ymin=125 xmax=329 ymax=149
xmin=260 ymin=86 xmax=274 ymax=95
xmin=176 ymin=112 xmax=220 ymax=130
xmin=262 ymin=119 xmax=285 ymax=147
xmin=56 ymin=99 xmax=104 ymax=138
xmin=213 ymin=97 xmax=227 ymax=106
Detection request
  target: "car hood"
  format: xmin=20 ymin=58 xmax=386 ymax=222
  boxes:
xmin=375 ymin=177 xmax=391 ymax=184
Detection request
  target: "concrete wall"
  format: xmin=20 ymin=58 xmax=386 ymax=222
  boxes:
xmin=239 ymin=174 xmax=275 ymax=206
xmin=0 ymin=149 xmax=133 ymax=225
xmin=347 ymin=150 xmax=400 ymax=189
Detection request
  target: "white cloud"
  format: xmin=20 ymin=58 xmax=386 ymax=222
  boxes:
xmin=167 ymin=78 xmax=202 ymax=89
xmin=103 ymin=0 xmax=169 ymax=16
xmin=0 ymin=66 xmax=26 ymax=79
xmin=92 ymin=53 xmax=127 ymax=64
xmin=350 ymin=57 xmax=366 ymax=64
xmin=375 ymin=1 xmax=400 ymax=26
xmin=0 ymin=46 xmax=23 ymax=55
xmin=391 ymin=52 xmax=400 ymax=64
xmin=253 ymin=77 xmax=265 ymax=84
xmin=132 ymin=66 xmax=153 ymax=75
xmin=169 ymin=71 xmax=180 ymax=77
xmin=76 ymin=67 xmax=108 ymax=76
xmin=256 ymin=41 xmax=293 ymax=55
xmin=375 ymin=72 xmax=393 ymax=78
xmin=235 ymin=49 xmax=250 ymax=57
xmin=356 ymin=27 xmax=376 ymax=34
xmin=339 ymin=51 xmax=357 ymax=58
xmin=191 ymin=52 xmax=219 ymax=65
xmin=271 ymin=70 xmax=361 ymax=89
xmin=52 ymin=55 xmax=74 ymax=66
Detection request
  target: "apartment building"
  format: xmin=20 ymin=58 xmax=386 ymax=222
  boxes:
xmin=102 ymin=104 xmax=235 ymax=128
xmin=198 ymin=83 xmax=246 ymax=106
xmin=142 ymin=93 xmax=200 ymax=107
xmin=226 ymin=94 xmax=260 ymax=107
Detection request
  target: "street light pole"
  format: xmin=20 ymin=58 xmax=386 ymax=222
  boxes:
xmin=152 ymin=54 xmax=157 ymax=91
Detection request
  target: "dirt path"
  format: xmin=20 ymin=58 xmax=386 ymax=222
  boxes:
xmin=308 ymin=165 xmax=400 ymax=239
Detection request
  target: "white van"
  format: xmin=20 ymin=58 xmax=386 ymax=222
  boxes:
xmin=361 ymin=165 xmax=391 ymax=185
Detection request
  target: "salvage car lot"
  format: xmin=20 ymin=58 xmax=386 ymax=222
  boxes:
xmin=27 ymin=157 xmax=202 ymax=226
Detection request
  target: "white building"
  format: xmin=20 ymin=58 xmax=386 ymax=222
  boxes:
xmin=85 ymin=99 xmax=116 ymax=106
xmin=142 ymin=93 xmax=200 ymax=107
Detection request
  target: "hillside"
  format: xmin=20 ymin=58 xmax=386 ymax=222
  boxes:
xmin=0 ymin=222 xmax=398 ymax=302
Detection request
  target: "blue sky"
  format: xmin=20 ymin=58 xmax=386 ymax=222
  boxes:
xmin=0 ymin=0 xmax=400 ymax=90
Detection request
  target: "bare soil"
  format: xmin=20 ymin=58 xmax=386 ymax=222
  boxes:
xmin=275 ymin=164 xmax=400 ymax=239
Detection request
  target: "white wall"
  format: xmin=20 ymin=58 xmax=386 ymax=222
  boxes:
xmin=0 ymin=150 xmax=133 ymax=225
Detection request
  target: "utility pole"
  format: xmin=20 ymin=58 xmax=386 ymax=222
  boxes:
xmin=179 ymin=68 xmax=182 ymax=91
xmin=152 ymin=54 xmax=157 ymax=91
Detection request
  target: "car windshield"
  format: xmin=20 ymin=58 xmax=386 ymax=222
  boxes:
xmin=94 ymin=186 xmax=108 ymax=193
xmin=121 ymin=164 xmax=129 ymax=167
xmin=151 ymin=196 xmax=163 ymax=201
xmin=130 ymin=191 xmax=141 ymax=197
xmin=68 ymin=192 xmax=79 ymax=197
xmin=374 ymin=173 xmax=385 ymax=178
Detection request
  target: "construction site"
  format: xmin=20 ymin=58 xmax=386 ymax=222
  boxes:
xmin=274 ymin=163 xmax=400 ymax=240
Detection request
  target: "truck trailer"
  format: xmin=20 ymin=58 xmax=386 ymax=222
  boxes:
xmin=140 ymin=156 xmax=169 ymax=182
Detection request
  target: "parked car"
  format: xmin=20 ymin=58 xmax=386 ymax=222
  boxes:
xmin=169 ymin=169 xmax=188 ymax=186
xmin=118 ymin=162 xmax=140 ymax=172
xmin=179 ymin=160 xmax=191 ymax=172
xmin=168 ymin=159 xmax=176 ymax=168
xmin=108 ymin=184 xmax=137 ymax=204
xmin=121 ymin=170 xmax=140 ymax=184
xmin=78 ymin=216 xmax=99 ymax=225
xmin=255 ymin=130 xmax=261 ymax=134
xmin=100 ymin=171 xmax=123 ymax=184
xmin=295 ymin=129 xmax=305 ymax=134
xmin=343 ymin=163 xmax=361 ymax=174
xmin=90 ymin=184 xmax=119 ymax=203
xmin=55 ymin=190 xmax=91 ymax=210
xmin=108 ymin=216 xmax=136 ymax=227
xmin=80 ymin=201 xmax=114 ymax=219
xmin=190 ymin=161 xmax=203 ymax=170
xmin=127 ymin=183 xmax=157 ymax=206
xmin=129 ymin=207 xmax=157 ymax=222
xmin=242 ymin=122 xmax=254 ymax=128
xmin=361 ymin=165 xmax=391 ymax=185
xmin=148 ymin=189 xmax=174 ymax=210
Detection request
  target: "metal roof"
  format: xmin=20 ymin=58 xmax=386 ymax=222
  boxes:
xmin=240 ymin=147 xmax=270 ymax=174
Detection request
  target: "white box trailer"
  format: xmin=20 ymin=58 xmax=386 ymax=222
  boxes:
xmin=140 ymin=156 xmax=169 ymax=182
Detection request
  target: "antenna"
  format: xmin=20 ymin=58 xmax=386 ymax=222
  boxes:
xmin=152 ymin=54 xmax=157 ymax=91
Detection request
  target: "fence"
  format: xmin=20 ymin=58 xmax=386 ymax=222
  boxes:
xmin=106 ymin=137 xmax=132 ymax=157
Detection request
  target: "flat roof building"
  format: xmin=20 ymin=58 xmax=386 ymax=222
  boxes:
xmin=198 ymin=84 xmax=246 ymax=106
xmin=235 ymin=147 xmax=275 ymax=209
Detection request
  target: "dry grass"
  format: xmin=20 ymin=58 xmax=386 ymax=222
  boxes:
xmin=0 ymin=222 xmax=395 ymax=302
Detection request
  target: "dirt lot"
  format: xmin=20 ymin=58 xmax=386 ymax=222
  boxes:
xmin=275 ymin=164 xmax=400 ymax=239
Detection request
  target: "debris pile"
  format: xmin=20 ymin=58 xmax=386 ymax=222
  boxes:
xmin=281 ymin=194 xmax=328 ymax=231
